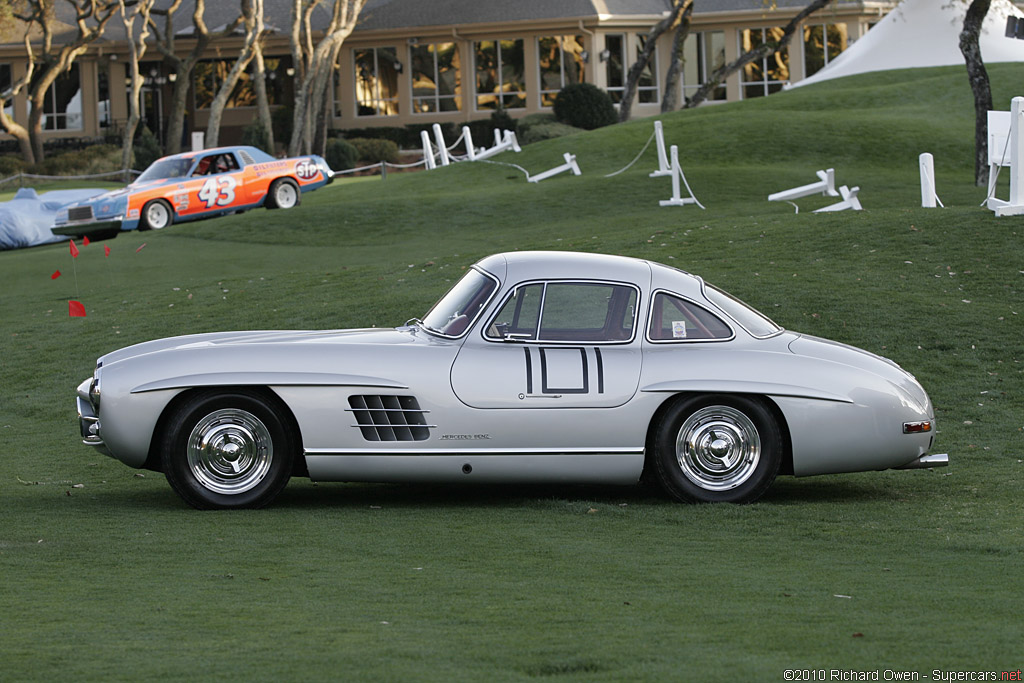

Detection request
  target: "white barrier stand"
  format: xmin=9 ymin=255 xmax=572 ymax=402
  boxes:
xmin=432 ymin=123 xmax=450 ymax=166
xmin=649 ymin=120 xmax=672 ymax=177
xmin=658 ymin=145 xmax=705 ymax=209
xmin=494 ymin=128 xmax=503 ymax=146
xmin=472 ymin=130 xmax=522 ymax=161
xmin=919 ymin=152 xmax=943 ymax=208
xmin=768 ymin=169 xmax=839 ymax=203
xmin=527 ymin=152 xmax=581 ymax=183
xmin=987 ymin=96 xmax=1024 ymax=216
xmin=812 ymin=185 xmax=862 ymax=212
xmin=462 ymin=126 xmax=477 ymax=161
xmin=420 ymin=130 xmax=436 ymax=170
xmin=987 ymin=109 xmax=1011 ymax=201
xmin=191 ymin=131 xmax=204 ymax=152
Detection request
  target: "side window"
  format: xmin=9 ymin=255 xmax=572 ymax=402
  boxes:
xmin=487 ymin=283 xmax=543 ymax=339
xmin=489 ymin=282 xmax=638 ymax=342
xmin=648 ymin=292 xmax=732 ymax=341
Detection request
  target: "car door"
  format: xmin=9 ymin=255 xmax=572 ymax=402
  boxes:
xmin=178 ymin=151 xmax=245 ymax=219
xmin=450 ymin=280 xmax=643 ymax=409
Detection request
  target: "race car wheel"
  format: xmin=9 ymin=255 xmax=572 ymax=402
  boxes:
xmin=140 ymin=199 xmax=174 ymax=230
xmin=652 ymin=395 xmax=781 ymax=504
xmin=160 ymin=390 xmax=296 ymax=509
xmin=266 ymin=178 xmax=300 ymax=209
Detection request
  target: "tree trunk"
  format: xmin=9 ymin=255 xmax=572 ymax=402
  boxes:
xmin=252 ymin=41 xmax=276 ymax=153
xmin=661 ymin=1 xmax=694 ymax=113
xmin=683 ymin=0 xmax=833 ymax=109
xmin=205 ymin=0 xmax=259 ymax=148
xmin=619 ymin=0 xmax=688 ymax=123
xmin=959 ymin=0 xmax=992 ymax=187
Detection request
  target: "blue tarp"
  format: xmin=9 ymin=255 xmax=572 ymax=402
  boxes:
xmin=0 ymin=187 xmax=107 ymax=250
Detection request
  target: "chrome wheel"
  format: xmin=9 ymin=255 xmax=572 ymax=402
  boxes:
xmin=186 ymin=408 xmax=273 ymax=495
xmin=675 ymin=405 xmax=761 ymax=492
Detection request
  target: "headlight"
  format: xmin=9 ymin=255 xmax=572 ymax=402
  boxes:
xmin=89 ymin=376 xmax=101 ymax=411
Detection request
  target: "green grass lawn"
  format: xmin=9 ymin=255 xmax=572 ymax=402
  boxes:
xmin=1 ymin=65 xmax=1022 ymax=680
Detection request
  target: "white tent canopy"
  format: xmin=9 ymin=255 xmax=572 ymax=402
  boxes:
xmin=794 ymin=0 xmax=1024 ymax=88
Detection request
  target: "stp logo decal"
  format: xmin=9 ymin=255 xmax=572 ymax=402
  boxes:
xmin=295 ymin=159 xmax=320 ymax=180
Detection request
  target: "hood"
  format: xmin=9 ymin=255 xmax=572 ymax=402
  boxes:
xmin=98 ymin=327 xmax=415 ymax=368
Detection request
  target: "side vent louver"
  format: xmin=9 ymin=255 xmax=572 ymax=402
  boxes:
xmin=347 ymin=395 xmax=433 ymax=442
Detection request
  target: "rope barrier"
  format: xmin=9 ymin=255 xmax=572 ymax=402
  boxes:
xmin=603 ymin=130 xmax=657 ymax=178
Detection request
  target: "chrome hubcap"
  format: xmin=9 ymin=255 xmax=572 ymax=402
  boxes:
xmin=186 ymin=408 xmax=273 ymax=495
xmin=676 ymin=405 xmax=761 ymax=491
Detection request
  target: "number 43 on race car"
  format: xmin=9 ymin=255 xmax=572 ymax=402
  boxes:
xmin=198 ymin=176 xmax=237 ymax=208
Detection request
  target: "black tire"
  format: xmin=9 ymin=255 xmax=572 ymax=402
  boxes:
xmin=160 ymin=390 xmax=296 ymax=509
xmin=140 ymin=199 xmax=174 ymax=230
xmin=266 ymin=178 xmax=300 ymax=210
xmin=652 ymin=394 xmax=781 ymax=503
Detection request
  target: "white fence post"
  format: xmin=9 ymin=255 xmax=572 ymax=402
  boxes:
xmin=658 ymin=145 xmax=704 ymax=209
xmin=987 ymin=97 xmax=1024 ymax=216
xmin=420 ymin=130 xmax=436 ymax=170
xmin=527 ymin=152 xmax=581 ymax=183
xmin=191 ymin=131 xmax=205 ymax=152
xmin=462 ymin=126 xmax=476 ymax=161
xmin=919 ymin=153 xmax=941 ymax=208
xmin=432 ymin=123 xmax=450 ymax=166
xmin=650 ymin=120 xmax=671 ymax=178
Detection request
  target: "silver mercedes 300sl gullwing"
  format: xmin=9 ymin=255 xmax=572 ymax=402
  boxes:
xmin=74 ymin=251 xmax=947 ymax=509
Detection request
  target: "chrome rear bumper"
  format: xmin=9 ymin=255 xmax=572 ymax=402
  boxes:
xmin=896 ymin=453 xmax=949 ymax=469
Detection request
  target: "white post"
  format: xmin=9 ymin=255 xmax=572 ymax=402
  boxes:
xmin=462 ymin=126 xmax=476 ymax=161
xmin=650 ymin=120 xmax=671 ymax=178
xmin=527 ymin=152 xmax=581 ymax=183
xmin=420 ymin=130 xmax=436 ymax=170
xmin=494 ymin=129 xmax=503 ymax=146
xmin=768 ymin=169 xmax=838 ymax=203
xmin=504 ymin=130 xmax=522 ymax=153
xmin=191 ymin=131 xmax=205 ymax=152
xmin=658 ymin=146 xmax=705 ymax=208
xmin=1002 ymin=97 xmax=1024 ymax=215
xmin=432 ymin=123 xmax=450 ymax=166
xmin=919 ymin=153 xmax=937 ymax=208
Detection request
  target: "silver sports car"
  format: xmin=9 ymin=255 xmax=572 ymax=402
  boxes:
xmin=73 ymin=251 xmax=947 ymax=509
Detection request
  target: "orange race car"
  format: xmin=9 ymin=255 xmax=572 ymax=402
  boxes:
xmin=52 ymin=145 xmax=333 ymax=239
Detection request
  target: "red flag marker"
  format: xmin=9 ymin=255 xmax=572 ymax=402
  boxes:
xmin=83 ymin=236 xmax=91 ymax=246
xmin=104 ymin=245 xmax=111 ymax=257
xmin=69 ymin=240 xmax=79 ymax=258
xmin=135 ymin=242 xmax=147 ymax=253
xmin=51 ymin=270 xmax=61 ymax=280
xmin=69 ymin=300 xmax=87 ymax=317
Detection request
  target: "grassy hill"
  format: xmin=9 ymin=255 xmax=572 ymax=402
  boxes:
xmin=0 ymin=64 xmax=1021 ymax=680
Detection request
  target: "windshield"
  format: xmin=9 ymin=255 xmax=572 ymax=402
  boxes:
xmin=136 ymin=157 xmax=193 ymax=183
xmin=703 ymin=283 xmax=782 ymax=338
xmin=421 ymin=268 xmax=498 ymax=337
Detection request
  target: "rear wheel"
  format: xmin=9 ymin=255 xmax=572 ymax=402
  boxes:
xmin=160 ymin=390 xmax=296 ymax=509
xmin=266 ymin=178 xmax=299 ymax=209
xmin=652 ymin=394 xmax=781 ymax=503
xmin=140 ymin=199 xmax=173 ymax=230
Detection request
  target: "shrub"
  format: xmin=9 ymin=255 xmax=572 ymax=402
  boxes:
xmin=133 ymin=125 xmax=163 ymax=171
xmin=325 ymin=138 xmax=358 ymax=171
xmin=241 ymin=121 xmax=273 ymax=154
xmin=552 ymin=83 xmax=617 ymax=131
xmin=0 ymin=154 xmax=26 ymax=178
xmin=347 ymin=137 xmax=400 ymax=164
xmin=26 ymin=144 xmax=123 ymax=176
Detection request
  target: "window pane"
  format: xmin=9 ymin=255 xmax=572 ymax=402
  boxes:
xmin=412 ymin=42 xmax=461 ymax=113
xmin=355 ymin=47 xmax=399 ymax=116
xmin=539 ymin=283 xmax=637 ymax=342
xmin=605 ymin=34 xmax=624 ymax=103
xmin=486 ymin=284 xmax=544 ymax=339
xmin=422 ymin=269 xmax=497 ymax=336
xmin=649 ymin=293 xmax=732 ymax=340
xmin=539 ymin=35 xmax=585 ymax=106
xmin=636 ymin=34 xmax=658 ymax=104
xmin=474 ymin=39 xmax=525 ymax=111
xmin=3 ymin=63 xmax=14 ymax=120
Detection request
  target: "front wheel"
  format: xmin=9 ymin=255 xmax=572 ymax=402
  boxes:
xmin=140 ymin=199 xmax=174 ymax=230
xmin=266 ymin=178 xmax=300 ymax=209
xmin=652 ymin=395 xmax=781 ymax=503
xmin=160 ymin=390 xmax=296 ymax=509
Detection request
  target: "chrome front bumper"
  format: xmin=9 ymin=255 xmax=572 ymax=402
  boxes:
xmin=76 ymin=378 xmax=110 ymax=455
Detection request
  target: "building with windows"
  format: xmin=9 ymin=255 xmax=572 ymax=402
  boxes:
xmin=0 ymin=0 xmax=893 ymax=149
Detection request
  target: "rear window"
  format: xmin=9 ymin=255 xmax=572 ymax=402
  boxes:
xmin=648 ymin=292 xmax=732 ymax=341
xmin=703 ymin=284 xmax=781 ymax=338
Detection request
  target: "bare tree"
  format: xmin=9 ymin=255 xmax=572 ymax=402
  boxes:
xmin=683 ymin=0 xmax=833 ymax=109
xmin=660 ymin=0 xmax=694 ymax=113
xmin=119 ymin=0 xmax=155 ymax=176
xmin=5 ymin=0 xmax=118 ymax=163
xmin=0 ymin=32 xmax=36 ymax=161
xmin=204 ymin=0 xmax=263 ymax=148
xmin=959 ymin=0 xmax=992 ymax=186
xmin=619 ymin=0 xmax=690 ymax=123
xmin=150 ymin=0 xmax=241 ymax=154
xmin=248 ymin=5 xmax=274 ymax=153
xmin=288 ymin=0 xmax=365 ymax=156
